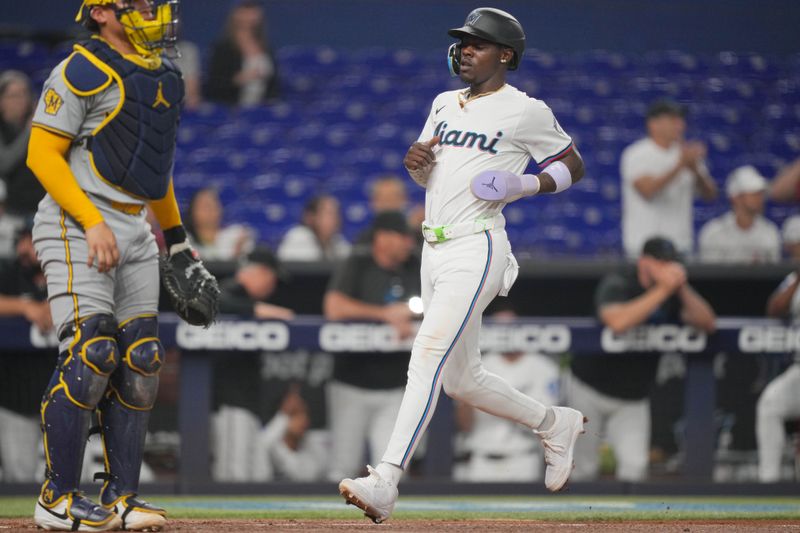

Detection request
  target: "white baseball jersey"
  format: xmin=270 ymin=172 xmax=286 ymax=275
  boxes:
xmin=418 ymin=84 xmax=573 ymax=226
xmin=381 ymin=84 xmax=575 ymax=472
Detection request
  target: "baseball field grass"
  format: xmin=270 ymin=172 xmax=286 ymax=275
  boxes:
xmin=3 ymin=495 xmax=800 ymax=521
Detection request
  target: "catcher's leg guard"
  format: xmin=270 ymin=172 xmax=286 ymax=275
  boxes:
xmin=39 ymin=314 xmax=120 ymax=503
xmin=98 ymin=316 xmax=165 ymax=508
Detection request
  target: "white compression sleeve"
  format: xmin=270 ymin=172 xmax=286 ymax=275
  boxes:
xmin=519 ymin=173 xmax=541 ymax=197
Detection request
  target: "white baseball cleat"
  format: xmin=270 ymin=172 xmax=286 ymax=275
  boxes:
xmin=34 ymin=493 xmax=122 ymax=531
xmin=535 ymin=406 xmax=587 ymax=492
xmin=338 ymin=465 xmax=398 ymax=524
xmin=104 ymin=494 xmax=166 ymax=532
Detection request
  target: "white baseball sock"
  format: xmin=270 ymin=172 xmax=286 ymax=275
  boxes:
xmin=375 ymin=462 xmax=403 ymax=486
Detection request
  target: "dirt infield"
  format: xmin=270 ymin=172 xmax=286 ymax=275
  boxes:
xmin=2 ymin=519 xmax=800 ymax=532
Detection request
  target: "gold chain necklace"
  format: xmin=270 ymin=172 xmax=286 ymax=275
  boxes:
xmin=458 ymin=84 xmax=506 ymax=108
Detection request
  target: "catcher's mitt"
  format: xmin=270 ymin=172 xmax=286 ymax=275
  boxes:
xmin=160 ymin=248 xmax=220 ymax=327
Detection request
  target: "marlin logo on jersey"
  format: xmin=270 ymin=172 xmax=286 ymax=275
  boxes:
xmin=434 ymin=121 xmax=503 ymax=154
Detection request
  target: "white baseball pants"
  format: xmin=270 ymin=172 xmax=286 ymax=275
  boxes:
xmin=756 ymin=362 xmax=800 ymax=482
xmin=566 ymin=373 xmax=650 ymax=482
xmin=381 ymin=229 xmax=547 ymax=469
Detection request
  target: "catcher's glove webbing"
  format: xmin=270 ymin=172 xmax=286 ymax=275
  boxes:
xmin=160 ymin=247 xmax=220 ymax=327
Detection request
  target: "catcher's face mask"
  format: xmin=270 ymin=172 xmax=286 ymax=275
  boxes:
xmin=76 ymin=0 xmax=180 ymax=58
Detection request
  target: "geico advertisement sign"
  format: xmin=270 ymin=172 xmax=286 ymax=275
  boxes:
xmin=319 ymin=323 xmax=414 ymax=352
xmin=176 ymin=321 xmax=290 ymax=350
xmin=319 ymin=323 xmax=572 ymax=353
xmin=601 ymin=325 xmax=706 ymax=353
xmin=738 ymin=325 xmax=800 ymax=353
xmin=480 ymin=324 xmax=571 ymax=353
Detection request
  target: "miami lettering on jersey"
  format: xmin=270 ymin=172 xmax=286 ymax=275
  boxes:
xmin=434 ymin=121 xmax=503 ymax=154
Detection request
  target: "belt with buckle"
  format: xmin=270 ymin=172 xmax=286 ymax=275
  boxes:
xmin=421 ymin=216 xmax=499 ymax=244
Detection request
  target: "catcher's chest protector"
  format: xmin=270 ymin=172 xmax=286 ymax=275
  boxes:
xmin=75 ymin=38 xmax=184 ymax=200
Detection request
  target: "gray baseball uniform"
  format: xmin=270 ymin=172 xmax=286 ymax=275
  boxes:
xmin=31 ymin=51 xmax=158 ymax=343
xmin=30 ymin=36 xmax=183 ymax=523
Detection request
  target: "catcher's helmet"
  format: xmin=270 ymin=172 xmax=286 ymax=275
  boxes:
xmin=75 ymin=0 xmax=180 ymax=58
xmin=447 ymin=7 xmax=525 ymax=75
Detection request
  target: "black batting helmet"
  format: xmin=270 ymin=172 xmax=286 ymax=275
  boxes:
xmin=448 ymin=7 xmax=526 ymax=71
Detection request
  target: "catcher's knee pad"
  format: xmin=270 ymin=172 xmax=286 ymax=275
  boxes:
xmin=51 ymin=314 xmax=120 ymax=409
xmin=110 ymin=315 xmax=164 ymax=409
xmin=96 ymin=315 xmax=163 ymax=497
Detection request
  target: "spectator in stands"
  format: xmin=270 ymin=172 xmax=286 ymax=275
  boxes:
xmin=323 ymin=211 xmax=419 ymax=481
xmin=278 ymin=194 xmax=350 ymax=262
xmin=0 ymin=222 xmax=51 ymax=333
xmin=206 ymin=0 xmax=279 ymax=106
xmin=453 ymin=303 xmax=560 ymax=482
xmin=369 ymin=175 xmax=425 ymax=244
xmin=568 ymin=236 xmax=716 ymax=481
xmin=185 ymin=187 xmax=255 ymax=261
xmin=254 ymin=385 xmax=325 ymax=481
xmin=756 ymin=271 xmax=800 ymax=482
xmin=0 ymin=223 xmax=53 ymax=481
xmin=218 ymin=246 xmax=294 ymax=320
xmin=212 ymin=247 xmax=295 ymax=481
xmin=768 ymin=157 xmax=800 ymax=203
xmin=213 ymin=383 xmax=324 ymax=481
xmin=370 ymin=176 xmax=408 ymax=214
xmin=0 ymin=70 xmax=45 ymax=218
xmin=698 ymin=166 xmax=781 ymax=263
xmin=174 ymin=39 xmax=203 ymax=111
xmin=0 ymin=181 xmax=24 ymax=259
xmin=621 ymin=100 xmax=718 ymax=258
xmin=781 ymin=215 xmax=800 ymax=262
xmin=355 ymin=175 xmax=411 ymax=245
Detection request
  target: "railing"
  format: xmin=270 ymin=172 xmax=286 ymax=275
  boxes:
xmin=3 ymin=315 xmax=796 ymax=488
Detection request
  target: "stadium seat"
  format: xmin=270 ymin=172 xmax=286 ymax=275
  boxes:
xmin=7 ymin=42 xmax=795 ymax=258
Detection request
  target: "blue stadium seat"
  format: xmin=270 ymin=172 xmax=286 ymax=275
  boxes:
xmin=5 ymin=42 xmax=794 ymax=258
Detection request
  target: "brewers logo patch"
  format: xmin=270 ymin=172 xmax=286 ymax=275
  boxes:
xmin=44 ymin=88 xmax=63 ymax=116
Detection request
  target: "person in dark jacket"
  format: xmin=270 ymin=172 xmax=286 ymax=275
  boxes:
xmin=568 ymin=237 xmax=716 ymax=481
xmin=206 ymin=0 xmax=280 ymax=106
xmin=0 ymin=223 xmax=53 ymax=482
xmin=218 ymin=246 xmax=293 ymax=320
xmin=212 ymin=246 xmax=295 ymax=480
xmin=0 ymin=71 xmax=45 ymax=217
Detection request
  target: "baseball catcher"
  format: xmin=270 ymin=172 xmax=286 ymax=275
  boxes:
xmin=26 ymin=0 xmax=216 ymax=530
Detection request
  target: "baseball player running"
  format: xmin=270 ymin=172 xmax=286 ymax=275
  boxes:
xmin=27 ymin=1 xmax=217 ymax=530
xmin=339 ymin=7 xmax=587 ymax=523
